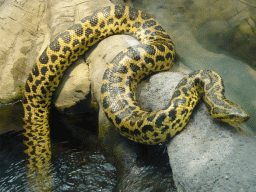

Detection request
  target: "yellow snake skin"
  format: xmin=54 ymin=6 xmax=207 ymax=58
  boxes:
xmin=22 ymin=5 xmax=250 ymax=181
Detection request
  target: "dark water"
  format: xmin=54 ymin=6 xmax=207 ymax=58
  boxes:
xmin=0 ymin=102 xmax=176 ymax=192
xmin=0 ymin=131 xmax=117 ymax=192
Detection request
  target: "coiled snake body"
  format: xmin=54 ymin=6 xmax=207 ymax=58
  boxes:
xmin=22 ymin=5 xmax=249 ymax=177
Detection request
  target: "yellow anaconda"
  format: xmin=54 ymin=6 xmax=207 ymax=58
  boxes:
xmin=22 ymin=5 xmax=250 ymax=176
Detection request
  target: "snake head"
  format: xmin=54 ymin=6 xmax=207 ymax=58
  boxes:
xmin=212 ymin=104 xmax=250 ymax=124
xmin=224 ymin=106 xmax=250 ymax=124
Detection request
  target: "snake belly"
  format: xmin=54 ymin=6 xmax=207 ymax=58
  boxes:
xmin=22 ymin=5 xmax=250 ymax=170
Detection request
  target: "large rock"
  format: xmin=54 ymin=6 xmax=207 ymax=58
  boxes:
xmin=138 ymin=71 xmax=256 ymax=191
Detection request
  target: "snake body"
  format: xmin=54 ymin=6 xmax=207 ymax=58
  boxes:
xmin=22 ymin=5 xmax=249 ymax=172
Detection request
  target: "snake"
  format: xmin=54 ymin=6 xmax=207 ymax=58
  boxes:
xmin=22 ymin=5 xmax=250 ymax=175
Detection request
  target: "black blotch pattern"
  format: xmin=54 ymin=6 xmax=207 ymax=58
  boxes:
xmin=73 ymin=48 xmax=80 ymax=53
xmin=48 ymin=75 xmax=56 ymax=82
xmin=173 ymin=98 xmax=186 ymax=108
xmin=130 ymin=63 xmax=140 ymax=73
xmin=59 ymin=31 xmax=71 ymax=44
xmin=115 ymin=116 xmax=122 ymax=125
xmin=39 ymin=49 xmax=49 ymax=64
xmin=130 ymin=121 xmax=135 ymax=127
xmin=25 ymin=83 xmax=30 ymax=93
xmin=182 ymin=87 xmax=189 ymax=97
xmin=172 ymin=90 xmax=181 ymax=99
xmin=127 ymin=92 xmax=133 ymax=99
xmin=51 ymin=55 xmax=58 ymax=63
xmin=112 ymin=76 xmax=123 ymax=83
xmin=142 ymin=125 xmax=154 ymax=133
xmin=161 ymin=126 xmax=169 ymax=134
xmin=60 ymin=60 xmax=66 ymax=65
xmin=102 ymin=96 xmax=110 ymax=109
xmin=142 ymin=135 xmax=150 ymax=141
xmin=32 ymin=85 xmax=37 ymax=93
xmin=129 ymin=7 xmax=139 ymax=20
xmin=165 ymin=52 xmax=173 ymax=60
xmin=154 ymin=25 xmax=164 ymax=31
xmin=194 ymin=78 xmax=201 ymax=87
xmin=41 ymin=87 xmax=46 ymax=95
xmin=115 ymin=99 xmax=129 ymax=110
xmin=117 ymin=65 xmax=128 ymax=74
xmin=165 ymin=133 xmax=171 ymax=142
xmin=177 ymin=77 xmax=187 ymax=87
xmin=166 ymin=43 xmax=174 ymax=51
xmin=108 ymin=18 xmax=114 ymax=25
xmin=49 ymin=39 xmax=60 ymax=52
xmin=100 ymin=21 xmax=105 ymax=28
xmin=114 ymin=5 xmax=125 ymax=19
xmin=35 ymin=79 xmax=42 ymax=86
xmin=121 ymin=18 xmax=127 ymax=25
xmin=144 ymin=30 xmax=151 ymax=35
xmin=125 ymin=76 xmax=133 ymax=87
xmin=156 ymin=32 xmax=171 ymax=39
xmin=101 ymin=83 xmax=108 ymax=94
xmin=85 ymin=28 xmax=93 ymax=37
xmin=28 ymin=95 xmax=33 ymax=102
xmin=155 ymin=113 xmax=166 ymax=127
xmin=121 ymin=126 xmax=129 ymax=134
xmin=168 ymin=109 xmax=177 ymax=121
xmin=90 ymin=37 xmax=94 ymax=43
xmin=69 ymin=24 xmax=84 ymax=37
xmin=156 ymin=44 xmax=165 ymax=52
xmin=156 ymin=55 xmax=165 ymax=62
xmin=41 ymin=66 xmax=48 ymax=75
xmin=72 ymin=39 xmax=80 ymax=47
xmin=80 ymin=15 xmax=91 ymax=23
xmin=142 ymin=20 xmax=157 ymax=29
xmin=145 ymin=57 xmax=155 ymax=67
xmin=131 ymin=129 xmax=141 ymax=136
xmin=49 ymin=65 xmax=55 ymax=73
xmin=137 ymin=120 xmax=143 ymax=128
xmin=145 ymin=45 xmax=156 ymax=55
xmin=26 ymin=105 xmax=31 ymax=111
xmin=147 ymin=114 xmax=156 ymax=122
xmin=38 ymin=109 xmax=44 ymax=114
xmin=133 ymin=22 xmax=141 ymax=28
xmin=141 ymin=12 xmax=151 ymax=20
xmin=181 ymin=109 xmax=188 ymax=116
xmin=62 ymin=46 xmax=71 ymax=54
xmin=32 ymin=65 xmax=39 ymax=76
xmin=90 ymin=13 xmax=98 ymax=26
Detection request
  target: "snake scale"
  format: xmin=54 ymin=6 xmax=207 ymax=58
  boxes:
xmin=22 ymin=5 xmax=250 ymax=174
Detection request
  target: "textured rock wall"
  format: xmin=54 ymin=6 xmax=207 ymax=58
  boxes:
xmin=0 ymin=0 xmax=48 ymax=103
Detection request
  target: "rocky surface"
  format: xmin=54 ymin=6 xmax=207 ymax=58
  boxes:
xmin=137 ymin=72 xmax=256 ymax=192
xmin=169 ymin=106 xmax=256 ymax=191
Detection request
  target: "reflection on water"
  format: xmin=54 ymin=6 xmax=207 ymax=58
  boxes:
xmin=0 ymin=131 xmax=117 ymax=191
